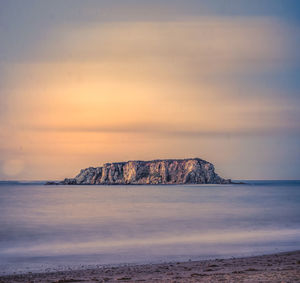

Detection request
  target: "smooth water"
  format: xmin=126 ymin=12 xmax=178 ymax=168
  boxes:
xmin=0 ymin=181 xmax=300 ymax=274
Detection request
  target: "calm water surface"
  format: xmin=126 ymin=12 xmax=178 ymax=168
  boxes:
xmin=0 ymin=181 xmax=300 ymax=274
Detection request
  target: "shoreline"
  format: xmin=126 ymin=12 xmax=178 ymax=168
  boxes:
xmin=1 ymin=250 xmax=299 ymax=282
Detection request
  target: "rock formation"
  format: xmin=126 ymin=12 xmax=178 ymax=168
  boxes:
xmin=47 ymin=158 xmax=231 ymax=185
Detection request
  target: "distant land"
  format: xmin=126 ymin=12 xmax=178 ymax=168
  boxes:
xmin=46 ymin=158 xmax=232 ymax=185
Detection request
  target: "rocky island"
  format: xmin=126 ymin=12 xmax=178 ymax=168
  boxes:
xmin=47 ymin=158 xmax=231 ymax=185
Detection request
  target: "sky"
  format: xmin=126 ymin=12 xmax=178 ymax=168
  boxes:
xmin=0 ymin=0 xmax=299 ymax=180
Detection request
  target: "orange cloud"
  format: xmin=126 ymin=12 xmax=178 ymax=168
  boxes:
xmin=1 ymin=17 xmax=299 ymax=179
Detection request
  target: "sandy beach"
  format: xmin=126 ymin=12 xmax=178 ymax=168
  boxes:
xmin=1 ymin=250 xmax=299 ymax=283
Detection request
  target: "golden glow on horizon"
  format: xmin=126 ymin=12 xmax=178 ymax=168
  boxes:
xmin=1 ymin=18 xmax=299 ymax=179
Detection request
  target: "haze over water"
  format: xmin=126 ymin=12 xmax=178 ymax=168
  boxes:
xmin=1 ymin=181 xmax=299 ymax=275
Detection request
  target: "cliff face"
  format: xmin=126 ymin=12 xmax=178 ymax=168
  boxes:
xmin=56 ymin=158 xmax=231 ymax=185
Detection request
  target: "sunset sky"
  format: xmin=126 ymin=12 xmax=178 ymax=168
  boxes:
xmin=0 ymin=0 xmax=299 ymax=180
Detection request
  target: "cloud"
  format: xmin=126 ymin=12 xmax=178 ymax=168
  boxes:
xmin=33 ymin=17 xmax=297 ymax=72
xmin=1 ymin=15 xmax=300 ymax=179
xmin=24 ymin=117 xmax=300 ymax=137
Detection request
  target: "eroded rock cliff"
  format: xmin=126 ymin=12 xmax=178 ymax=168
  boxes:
xmin=50 ymin=158 xmax=231 ymax=185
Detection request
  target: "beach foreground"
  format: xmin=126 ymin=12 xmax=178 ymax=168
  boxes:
xmin=1 ymin=251 xmax=299 ymax=283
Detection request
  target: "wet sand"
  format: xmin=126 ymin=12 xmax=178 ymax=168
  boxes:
xmin=1 ymin=250 xmax=299 ymax=282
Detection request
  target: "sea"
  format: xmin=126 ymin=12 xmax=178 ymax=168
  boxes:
xmin=0 ymin=180 xmax=299 ymax=275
